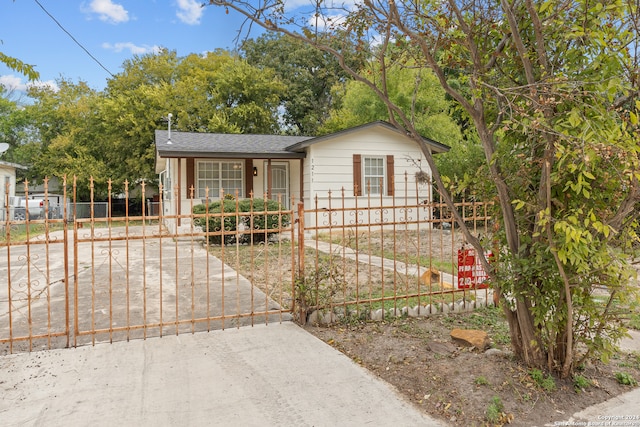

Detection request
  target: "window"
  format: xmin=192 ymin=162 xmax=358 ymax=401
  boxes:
xmin=363 ymin=156 xmax=385 ymax=195
xmin=353 ymin=154 xmax=394 ymax=197
xmin=197 ymin=160 xmax=243 ymax=198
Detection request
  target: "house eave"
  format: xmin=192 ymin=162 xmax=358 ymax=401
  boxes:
xmin=285 ymin=120 xmax=451 ymax=154
xmin=156 ymin=150 xmax=305 ymax=159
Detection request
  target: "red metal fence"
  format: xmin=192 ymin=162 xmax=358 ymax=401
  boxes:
xmin=1 ymin=177 xmax=493 ymax=354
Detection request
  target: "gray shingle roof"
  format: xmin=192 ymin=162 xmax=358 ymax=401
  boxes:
xmin=155 ymin=121 xmax=450 ymax=159
xmin=155 ymin=130 xmax=311 ymax=159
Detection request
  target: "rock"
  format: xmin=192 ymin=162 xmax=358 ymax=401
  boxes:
xmin=321 ymin=311 xmax=338 ymax=325
xmin=370 ymin=308 xmax=384 ymax=321
xmin=484 ymin=348 xmax=503 ymax=357
xmin=419 ymin=305 xmax=432 ymax=316
xmin=389 ymin=308 xmax=403 ymax=318
xmin=450 ymin=328 xmax=490 ymax=350
xmin=307 ymin=310 xmax=320 ymax=325
xmin=426 ymin=340 xmax=457 ymax=355
xmin=440 ymin=302 xmax=450 ymax=313
xmin=407 ymin=306 xmax=420 ymax=317
xmin=420 ymin=267 xmax=441 ymax=286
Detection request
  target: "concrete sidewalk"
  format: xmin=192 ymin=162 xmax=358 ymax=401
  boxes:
xmin=0 ymin=322 xmax=445 ymax=427
xmin=562 ymin=329 xmax=640 ymax=426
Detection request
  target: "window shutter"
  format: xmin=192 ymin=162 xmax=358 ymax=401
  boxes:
xmin=186 ymin=159 xmax=194 ymax=199
xmin=353 ymin=154 xmax=362 ymax=196
xmin=386 ymin=155 xmax=394 ymax=196
xmin=244 ymin=159 xmax=253 ymax=198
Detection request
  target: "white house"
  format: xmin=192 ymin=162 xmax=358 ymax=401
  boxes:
xmin=0 ymin=160 xmax=26 ymax=221
xmin=155 ymin=121 xmax=449 ymax=232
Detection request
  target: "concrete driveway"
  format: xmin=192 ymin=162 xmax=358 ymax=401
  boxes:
xmin=0 ymin=321 xmax=446 ymax=426
xmin=1 ymin=225 xmax=290 ymax=353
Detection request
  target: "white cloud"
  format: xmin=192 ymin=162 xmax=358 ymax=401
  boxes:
xmin=0 ymin=75 xmax=58 ymax=93
xmin=307 ymin=13 xmax=348 ymax=31
xmin=285 ymin=0 xmax=360 ymax=12
xmin=87 ymin=0 xmax=129 ymax=24
xmin=176 ymin=0 xmax=204 ymax=25
xmin=102 ymin=42 xmax=162 ymax=55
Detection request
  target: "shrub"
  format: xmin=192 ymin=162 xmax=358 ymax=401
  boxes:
xmin=193 ymin=199 xmax=240 ymax=245
xmin=485 ymin=396 xmax=504 ymax=424
xmin=193 ymin=198 xmax=290 ymax=245
xmin=614 ymin=372 xmax=637 ymax=386
xmin=529 ymin=368 xmax=557 ymax=392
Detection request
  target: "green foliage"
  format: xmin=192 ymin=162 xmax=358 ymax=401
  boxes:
xmin=0 ymin=52 xmax=39 ymax=81
xmin=294 ymin=253 xmax=346 ymax=315
xmin=614 ymin=372 xmax=637 ymax=386
xmin=528 ymin=369 xmax=557 ymax=392
xmin=241 ymin=32 xmax=366 ymax=135
xmin=485 ymin=396 xmax=504 ymax=424
xmin=320 ymin=65 xmax=462 ymax=147
xmin=3 ymin=48 xmax=289 ymax=197
xmin=474 ymin=375 xmax=489 ymax=386
xmin=572 ymin=375 xmax=591 ymax=393
xmin=193 ymin=198 xmax=290 ymax=245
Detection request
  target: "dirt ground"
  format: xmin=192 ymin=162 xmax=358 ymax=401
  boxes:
xmin=304 ymin=308 xmax=640 ymax=427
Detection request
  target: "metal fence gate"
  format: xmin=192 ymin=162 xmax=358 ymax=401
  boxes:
xmin=1 ymin=176 xmax=493 ymax=354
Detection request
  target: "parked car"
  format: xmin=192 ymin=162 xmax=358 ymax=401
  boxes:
xmin=12 ymin=197 xmax=43 ymax=220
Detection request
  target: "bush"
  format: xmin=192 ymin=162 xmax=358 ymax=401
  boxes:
xmin=193 ymin=198 xmax=290 ymax=245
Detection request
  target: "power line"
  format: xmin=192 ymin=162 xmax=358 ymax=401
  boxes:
xmin=33 ymin=0 xmax=115 ymax=78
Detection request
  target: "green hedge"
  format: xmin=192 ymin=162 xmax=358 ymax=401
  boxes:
xmin=193 ymin=198 xmax=291 ymax=245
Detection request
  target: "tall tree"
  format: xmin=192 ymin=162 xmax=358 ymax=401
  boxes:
xmin=23 ymin=79 xmax=110 ymax=198
xmin=241 ymin=32 xmax=365 ymax=135
xmin=101 ymin=49 xmax=285 ymax=187
xmin=208 ymin=0 xmax=640 ymax=376
xmin=319 ymin=64 xmax=484 ymax=191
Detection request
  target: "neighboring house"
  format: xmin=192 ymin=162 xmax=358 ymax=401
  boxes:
xmin=155 ymin=121 xmax=450 ymax=232
xmin=0 ymin=160 xmax=26 ymax=221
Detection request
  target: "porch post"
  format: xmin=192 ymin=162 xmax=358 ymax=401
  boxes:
xmin=177 ymin=158 xmax=182 ymax=227
xmin=299 ymin=158 xmax=304 ymax=204
xmin=266 ymin=159 xmax=272 ymax=200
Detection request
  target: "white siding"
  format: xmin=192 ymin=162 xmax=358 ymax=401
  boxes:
xmin=0 ymin=165 xmax=17 ymax=221
xmin=303 ymin=125 xmax=434 ymax=228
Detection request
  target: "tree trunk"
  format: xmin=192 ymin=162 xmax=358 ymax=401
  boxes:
xmin=503 ymin=297 xmax=547 ymax=368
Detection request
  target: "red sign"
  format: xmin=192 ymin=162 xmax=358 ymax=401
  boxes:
xmin=457 ymin=248 xmax=490 ymax=289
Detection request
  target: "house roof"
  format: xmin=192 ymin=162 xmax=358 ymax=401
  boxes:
xmin=155 ymin=130 xmax=310 ymax=159
xmin=285 ymin=121 xmax=451 ymax=154
xmin=155 ymin=121 xmax=450 ymax=159
xmin=0 ymin=160 xmax=27 ymax=170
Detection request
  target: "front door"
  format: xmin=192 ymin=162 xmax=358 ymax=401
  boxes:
xmin=264 ymin=161 xmax=289 ymax=207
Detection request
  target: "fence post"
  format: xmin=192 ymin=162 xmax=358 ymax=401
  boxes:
xmin=297 ymin=202 xmax=305 ymax=277
xmin=295 ymin=202 xmax=305 ymax=321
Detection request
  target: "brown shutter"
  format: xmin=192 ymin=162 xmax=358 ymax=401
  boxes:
xmin=244 ymin=159 xmax=253 ymax=198
xmin=353 ymin=154 xmax=362 ymax=196
xmin=386 ymin=155 xmax=394 ymax=196
xmin=186 ymin=158 xmax=195 ymax=199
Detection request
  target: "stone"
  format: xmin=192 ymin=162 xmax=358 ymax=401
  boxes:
xmin=450 ymin=328 xmax=490 ymax=350
xmin=307 ymin=310 xmax=320 ymax=325
xmin=407 ymin=306 xmax=420 ymax=317
xmin=389 ymin=308 xmax=403 ymax=318
xmin=370 ymin=308 xmax=384 ymax=321
xmin=419 ymin=305 xmax=431 ymax=316
xmin=440 ymin=302 xmax=450 ymax=313
xmin=321 ymin=311 xmax=338 ymax=325
xmin=484 ymin=348 xmax=503 ymax=357
xmin=419 ymin=267 xmax=441 ymax=286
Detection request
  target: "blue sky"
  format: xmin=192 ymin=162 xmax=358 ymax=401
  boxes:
xmin=0 ymin=0 xmax=266 ymax=93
